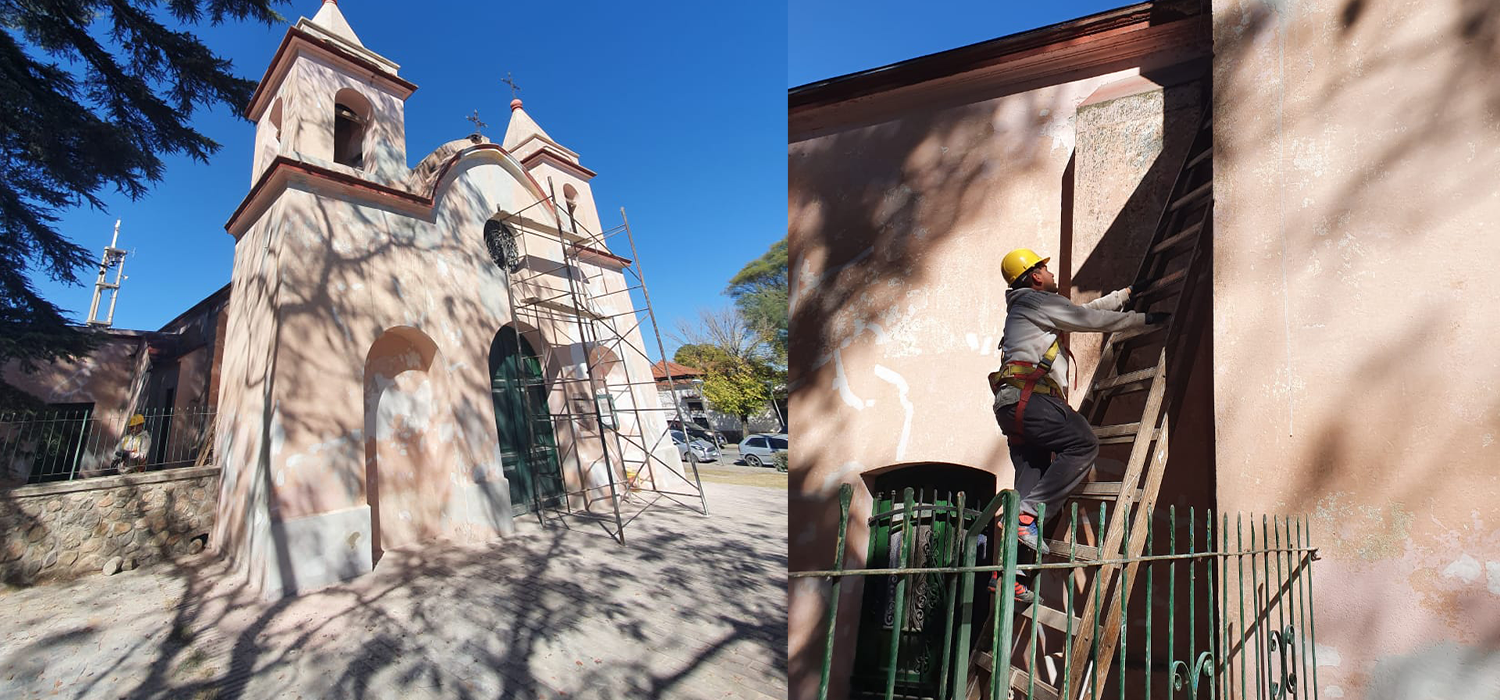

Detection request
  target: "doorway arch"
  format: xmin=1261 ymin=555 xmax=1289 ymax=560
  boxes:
xmin=489 ymin=325 xmax=564 ymax=513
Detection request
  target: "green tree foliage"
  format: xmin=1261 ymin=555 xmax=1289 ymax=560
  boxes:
xmin=0 ymin=0 xmax=283 ymax=406
xmin=674 ymin=343 xmax=734 ymax=374
xmin=698 ymin=361 xmax=770 ymax=438
xmin=724 ymin=238 xmax=787 ymax=363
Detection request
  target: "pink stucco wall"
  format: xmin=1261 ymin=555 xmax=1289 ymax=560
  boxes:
xmin=1212 ymin=0 xmax=1500 ymax=697
xmin=787 ymin=14 xmax=1212 ymax=697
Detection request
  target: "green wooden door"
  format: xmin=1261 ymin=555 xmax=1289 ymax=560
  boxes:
xmin=489 ymin=327 xmax=565 ymax=513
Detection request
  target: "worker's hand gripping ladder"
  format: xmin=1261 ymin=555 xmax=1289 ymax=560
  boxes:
xmin=966 ymin=103 xmax=1216 ymax=700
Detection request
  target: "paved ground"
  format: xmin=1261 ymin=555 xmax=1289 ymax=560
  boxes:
xmin=0 ymin=481 xmax=786 ymax=700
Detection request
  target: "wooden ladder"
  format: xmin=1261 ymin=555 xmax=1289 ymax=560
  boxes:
xmin=968 ymin=104 xmax=1215 ymax=700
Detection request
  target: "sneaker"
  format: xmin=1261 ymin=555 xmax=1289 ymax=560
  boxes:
xmin=989 ymin=572 xmax=1036 ymax=604
xmin=1018 ymin=515 xmax=1050 ymax=555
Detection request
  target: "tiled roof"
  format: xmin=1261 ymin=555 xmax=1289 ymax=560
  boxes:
xmin=651 ymin=360 xmax=704 ymax=381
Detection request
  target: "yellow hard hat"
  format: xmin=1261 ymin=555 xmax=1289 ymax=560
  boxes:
xmin=1001 ymin=248 xmax=1050 ymax=285
xmin=128 ymin=414 xmax=145 ymax=427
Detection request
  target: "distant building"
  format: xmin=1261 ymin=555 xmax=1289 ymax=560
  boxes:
xmin=652 ymin=360 xmax=783 ymax=443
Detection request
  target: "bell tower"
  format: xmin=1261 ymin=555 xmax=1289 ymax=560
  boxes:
xmin=245 ymin=0 xmax=417 ymax=186
xmin=503 ymin=98 xmax=606 ymax=242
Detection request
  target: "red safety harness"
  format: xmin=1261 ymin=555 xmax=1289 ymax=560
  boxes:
xmin=988 ymin=339 xmax=1071 ymax=445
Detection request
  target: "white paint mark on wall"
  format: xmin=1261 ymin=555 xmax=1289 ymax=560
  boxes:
xmin=1443 ymin=553 xmax=1483 ymax=583
xmin=966 ymin=333 xmax=979 ymax=350
xmin=1487 ymin=561 xmax=1500 ymax=595
xmin=1325 ymin=686 xmax=1344 ymax=698
xmin=832 ymin=350 xmax=864 ymax=410
xmin=873 ymin=365 xmax=912 ymax=461
xmin=821 ymin=460 xmax=865 ymax=495
xmin=1316 ymin=644 xmax=1342 ymax=667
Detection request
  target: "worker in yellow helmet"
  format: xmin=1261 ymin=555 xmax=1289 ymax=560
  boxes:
xmin=988 ymin=248 xmax=1169 ymax=602
xmin=112 ymin=413 xmax=153 ymax=474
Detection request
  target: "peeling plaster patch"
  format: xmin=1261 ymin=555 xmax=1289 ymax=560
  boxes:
xmin=1488 ymin=562 xmax=1500 ymax=595
xmin=1039 ymin=110 xmax=1077 ymax=152
xmin=1311 ymin=493 xmax=1413 ymax=562
xmin=1443 ymin=554 xmax=1483 ymax=583
xmin=832 ymin=351 xmax=864 ymax=410
xmin=1316 ymin=644 xmax=1342 ymax=667
xmin=873 ymin=365 xmax=913 ymax=461
xmin=1324 ymin=686 xmax=1344 ymax=698
xmin=820 ymin=461 xmax=866 ymax=495
xmin=790 ymin=246 xmax=874 ymax=317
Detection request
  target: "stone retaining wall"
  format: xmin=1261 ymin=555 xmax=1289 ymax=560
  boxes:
xmin=0 ymin=467 xmax=218 ymax=585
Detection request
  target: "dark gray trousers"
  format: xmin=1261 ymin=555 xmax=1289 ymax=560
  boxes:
xmin=994 ymin=392 xmax=1098 ymax=520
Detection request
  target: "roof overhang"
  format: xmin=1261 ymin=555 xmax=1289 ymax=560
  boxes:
xmin=789 ymin=1 xmax=1209 ymax=139
xmin=225 ymin=144 xmax=561 ymax=239
xmin=245 ymin=24 xmax=418 ymax=120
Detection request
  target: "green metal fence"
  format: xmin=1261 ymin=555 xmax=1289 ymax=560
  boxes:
xmin=0 ymin=407 xmax=215 ymax=484
xmin=793 ymin=484 xmax=1320 ymax=700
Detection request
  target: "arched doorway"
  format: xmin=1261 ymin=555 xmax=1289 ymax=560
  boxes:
xmin=489 ymin=325 xmax=564 ymax=513
xmin=851 ymin=464 xmax=998 ymax=698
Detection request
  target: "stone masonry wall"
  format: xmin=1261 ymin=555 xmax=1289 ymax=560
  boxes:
xmin=0 ymin=467 xmax=218 ymax=585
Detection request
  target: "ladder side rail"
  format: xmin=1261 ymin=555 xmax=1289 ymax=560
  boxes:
xmin=550 ymin=207 xmax=628 ymax=542
xmin=1088 ymin=227 xmax=1218 ymax=692
xmin=1059 ymin=110 xmax=1214 ymax=694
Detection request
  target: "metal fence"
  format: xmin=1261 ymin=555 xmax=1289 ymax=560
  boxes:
xmin=793 ymin=485 xmax=1320 ymax=700
xmin=0 ymin=407 xmax=215 ymax=485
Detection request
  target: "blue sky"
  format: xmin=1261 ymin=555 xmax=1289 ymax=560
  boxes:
xmin=789 ymin=1 xmax=1134 ymax=87
xmin=27 ymin=1 xmax=787 ymax=361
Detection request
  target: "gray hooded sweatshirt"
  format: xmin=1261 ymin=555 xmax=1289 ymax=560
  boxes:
xmin=994 ymin=287 xmax=1145 ymax=407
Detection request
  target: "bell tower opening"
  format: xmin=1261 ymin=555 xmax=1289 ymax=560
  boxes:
xmin=333 ymin=88 xmax=371 ymax=169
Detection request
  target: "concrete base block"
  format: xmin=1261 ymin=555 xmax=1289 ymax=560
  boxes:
xmin=451 ymin=479 xmax=516 ymax=540
xmin=253 ymin=504 xmax=373 ymax=601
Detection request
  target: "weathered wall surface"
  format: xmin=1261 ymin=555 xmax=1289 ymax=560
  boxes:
xmin=0 ymin=467 xmax=217 ymax=585
xmin=1212 ymin=0 xmax=1500 ymax=697
xmin=787 ymin=35 xmax=1211 ymax=695
xmin=1 ymin=336 xmax=154 ymax=482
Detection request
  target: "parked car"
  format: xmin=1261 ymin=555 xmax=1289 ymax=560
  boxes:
xmin=738 ymin=433 xmax=787 ymax=468
xmin=669 ymin=430 xmax=719 ymax=463
xmin=667 ymin=420 xmax=726 ymax=447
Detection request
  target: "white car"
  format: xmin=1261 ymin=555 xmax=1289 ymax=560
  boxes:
xmin=738 ymin=433 xmax=787 ymax=468
xmin=670 ymin=430 xmax=719 ymax=463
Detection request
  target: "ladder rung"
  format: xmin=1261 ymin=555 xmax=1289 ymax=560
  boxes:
xmin=1074 ymin=481 xmax=1144 ymax=503
xmin=1185 ymin=145 xmax=1213 ymax=171
xmin=1109 ymin=323 xmax=1166 ymax=347
xmin=1044 ymin=539 xmax=1100 ymax=561
xmin=1135 ymin=268 xmax=1189 ymax=300
xmin=1149 ymin=221 xmax=1204 ymax=255
xmin=1167 ymin=181 xmax=1213 ymax=211
xmin=1092 ymin=423 xmax=1141 ymax=440
xmin=1094 ymin=367 xmax=1158 ymax=392
xmin=1009 ymin=668 xmax=1061 ymax=700
xmin=1019 ymin=602 xmax=1081 ymax=634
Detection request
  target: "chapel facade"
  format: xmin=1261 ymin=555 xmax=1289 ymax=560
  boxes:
xmin=215 ymin=0 xmax=683 ymax=598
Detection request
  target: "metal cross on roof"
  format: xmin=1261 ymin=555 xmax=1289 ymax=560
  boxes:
xmin=502 ymin=72 xmax=521 ymax=99
xmin=466 ymin=109 xmax=487 ymax=134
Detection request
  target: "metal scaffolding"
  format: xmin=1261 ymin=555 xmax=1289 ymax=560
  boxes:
xmin=491 ymin=182 xmax=709 ymax=544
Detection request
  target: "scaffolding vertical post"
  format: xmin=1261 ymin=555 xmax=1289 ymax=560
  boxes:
xmin=550 ymin=178 xmax=627 ymax=543
xmin=620 ymin=207 xmax=709 ymax=516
